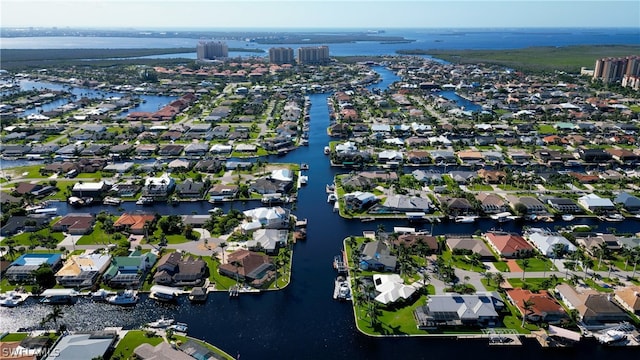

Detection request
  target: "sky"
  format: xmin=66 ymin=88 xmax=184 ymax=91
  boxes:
xmin=1 ymin=0 xmax=639 ymax=29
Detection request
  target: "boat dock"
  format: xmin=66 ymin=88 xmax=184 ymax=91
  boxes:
xmin=333 ymin=276 xmax=351 ymax=301
xmin=333 ymin=252 xmax=348 ymax=274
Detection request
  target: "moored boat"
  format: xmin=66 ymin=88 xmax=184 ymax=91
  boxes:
xmin=561 ymin=214 xmax=575 ymax=221
xmin=454 ymin=215 xmax=478 ymax=223
xmin=145 ymin=316 xmax=175 ymax=328
xmin=106 ymin=289 xmax=139 ymax=306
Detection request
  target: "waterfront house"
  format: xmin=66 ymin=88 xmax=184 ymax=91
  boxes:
xmin=158 ymin=144 xmax=184 ymax=156
xmin=614 ymin=192 xmax=640 ymax=213
xmin=392 ymin=234 xmax=438 ymax=253
xmin=208 ymin=184 xmax=239 ymax=201
xmin=554 ymin=283 xmax=629 ymax=328
xmin=614 ymin=285 xmax=640 ymax=315
xmin=113 ymin=213 xmax=156 ymax=235
xmin=242 ymin=206 xmax=291 ymax=230
xmin=429 ymin=150 xmax=456 ymax=164
xmin=441 ymin=197 xmax=474 ymax=216
xmin=102 ymin=162 xmax=134 ymax=173
xmin=135 ymin=342 xmax=194 ymax=360
xmin=47 ymin=332 xmax=117 ymax=360
xmin=507 ymin=196 xmax=547 ymax=214
xmin=250 ymin=176 xmax=293 ymax=195
xmin=507 ymin=289 xmax=568 ymax=324
xmin=341 ymin=174 xmax=375 ymax=190
xmin=55 ymin=252 xmax=111 ymax=287
xmin=245 ymin=229 xmax=288 ymax=255
xmin=343 ymin=191 xmax=378 ymax=211
xmin=52 ymin=213 xmax=95 ymax=235
xmin=447 ymin=171 xmax=476 ymax=184
xmin=194 ymin=159 xmax=224 ymax=173
xmin=484 ymin=231 xmax=534 ymax=258
xmin=143 ymin=173 xmax=176 ymax=199
xmin=545 ymin=197 xmax=582 ymax=214
xmin=445 ymin=236 xmax=494 ymax=260
xmin=71 ymin=181 xmax=110 ymax=198
xmin=103 ymin=250 xmax=157 ymax=288
xmin=525 ymin=228 xmax=576 ymax=258
xmin=573 ymin=233 xmax=621 ymax=255
xmin=218 ymin=249 xmax=275 ymax=288
xmin=5 ymin=253 xmax=63 ymax=283
xmin=372 ymin=274 xmax=417 ymax=305
xmin=184 ymin=143 xmax=210 ymax=156
xmin=153 ymin=252 xmax=206 ymax=287
xmin=476 ymin=193 xmax=509 ymax=214
xmin=168 ymin=159 xmax=191 ymax=171
xmin=176 ymin=179 xmax=206 ymax=199
xmin=414 ymin=292 xmax=504 ymax=329
xmin=360 ymin=240 xmax=397 ymax=272
xmin=577 ymin=193 xmax=615 ymax=213
xmin=406 ymin=150 xmax=432 ymax=164
xmin=378 ymin=195 xmax=433 ymax=213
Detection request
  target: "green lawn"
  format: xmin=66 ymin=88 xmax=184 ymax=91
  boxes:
xmin=492 ymin=261 xmax=509 ymax=272
xmin=516 ymin=257 xmax=554 ymax=272
xmin=441 ymin=250 xmax=486 ymax=272
xmin=467 ymin=184 xmax=493 ymax=191
xmin=202 ymin=256 xmax=236 ymax=290
xmin=4 ymin=229 xmax=65 ymax=247
xmin=630 ymin=105 xmax=640 ymax=113
xmin=111 ymin=330 xmax=163 ymax=360
xmin=0 ymin=333 xmax=29 ymax=342
xmin=355 ymin=295 xmax=429 ymax=335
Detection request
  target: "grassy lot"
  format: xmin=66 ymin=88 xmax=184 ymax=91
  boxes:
xmin=111 ymin=330 xmax=164 ymax=360
xmin=5 ymin=229 xmax=65 ymax=247
xmin=441 ymin=250 xmax=486 ymax=272
xmin=201 ymin=255 xmax=236 ymax=290
xmin=516 ymin=257 xmax=554 ymax=272
xmin=583 ymin=278 xmax=614 ymax=293
xmin=492 ymin=261 xmax=509 ymax=272
xmin=355 ymin=294 xmax=429 ymax=335
xmin=467 ymin=184 xmax=493 ymax=191
xmin=0 ymin=333 xmax=30 ymax=342
xmin=537 ymin=125 xmax=557 ymax=134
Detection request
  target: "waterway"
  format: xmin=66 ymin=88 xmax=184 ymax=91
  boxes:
xmin=2 ymin=65 xmax=640 ymax=359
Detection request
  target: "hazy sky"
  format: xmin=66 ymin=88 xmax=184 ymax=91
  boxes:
xmin=2 ymin=0 xmax=639 ymax=29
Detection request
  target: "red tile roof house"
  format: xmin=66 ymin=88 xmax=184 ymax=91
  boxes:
xmin=484 ymin=231 xmax=534 ymax=258
xmin=113 ymin=213 xmax=156 ymax=235
xmin=52 ymin=213 xmax=95 ymax=235
xmin=218 ymin=249 xmax=275 ymax=289
xmin=507 ymin=288 xmax=568 ymax=324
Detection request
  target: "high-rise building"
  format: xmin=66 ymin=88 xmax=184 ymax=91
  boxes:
xmin=593 ymin=55 xmax=640 ymax=83
xmin=269 ymin=47 xmax=295 ymax=65
xmin=297 ymin=46 xmax=330 ymax=65
xmin=197 ymin=41 xmax=228 ymax=60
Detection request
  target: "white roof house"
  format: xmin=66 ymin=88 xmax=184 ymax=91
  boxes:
xmin=577 ymin=193 xmax=615 ymax=212
xmin=245 ymin=229 xmax=288 ymax=253
xmin=271 ymin=168 xmax=293 ymax=182
xmin=525 ymin=228 xmax=576 ymax=257
xmin=371 ymin=124 xmax=391 ymax=132
xmin=373 ymin=274 xmax=417 ymax=305
xmin=242 ymin=207 xmax=290 ymax=229
xmin=72 ymin=181 xmax=108 ymax=192
xmin=335 ymin=141 xmax=357 ymax=153
xmin=378 ymin=150 xmax=404 ymax=161
xmin=209 ymin=144 xmax=233 ymax=153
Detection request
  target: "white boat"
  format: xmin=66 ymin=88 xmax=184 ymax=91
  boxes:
xmin=323 ymin=146 xmax=330 ymax=155
xmin=145 ymin=316 xmax=175 ymax=328
xmin=333 ymin=277 xmax=352 ymax=301
xmin=168 ymin=322 xmax=188 ymax=333
xmin=299 ymin=175 xmax=308 ymax=185
xmin=598 ymin=330 xmax=627 ymax=344
xmin=106 ymin=290 xmax=138 ymax=306
xmin=561 ymin=214 xmax=575 ymax=221
xmin=454 ymin=215 xmax=478 ymax=223
xmin=136 ymin=196 xmax=154 ymax=205
xmin=0 ymin=291 xmax=28 ymax=308
xmin=208 ymin=207 xmax=222 ymax=214
xmin=91 ymin=289 xmax=112 ymax=302
xmin=601 ymin=213 xmax=624 ymax=222
xmin=102 ymin=196 xmax=122 ymax=206
xmin=489 ymin=212 xmax=513 ymax=222
xmin=327 ymin=193 xmax=337 ymax=203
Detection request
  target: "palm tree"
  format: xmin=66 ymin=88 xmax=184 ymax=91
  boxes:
xmin=521 ymin=299 xmax=535 ymax=328
xmin=551 ymin=243 xmax=565 ymax=266
xmin=564 ymin=261 xmax=576 ymax=279
xmin=219 ymin=242 xmax=228 ymax=264
xmin=41 ymin=306 xmax=64 ymax=328
xmin=582 ymin=258 xmax=594 ymax=279
xmin=366 ymin=301 xmax=379 ymax=328
xmin=494 ymin=272 xmax=506 ymax=291
xmin=520 ymin=258 xmax=530 ymax=280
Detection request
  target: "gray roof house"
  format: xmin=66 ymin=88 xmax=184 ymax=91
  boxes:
xmin=414 ymin=292 xmax=505 ymax=329
xmin=378 ymin=195 xmax=432 ymax=213
xmin=614 ymin=192 xmax=640 ymax=213
xmin=359 ymin=240 xmax=397 ymax=272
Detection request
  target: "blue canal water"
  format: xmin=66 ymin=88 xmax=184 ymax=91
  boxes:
xmin=14 ymin=80 xmax=177 ymax=117
xmin=2 ymin=52 xmax=640 ymax=358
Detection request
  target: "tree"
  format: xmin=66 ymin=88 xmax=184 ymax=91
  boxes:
xmin=521 ymin=300 xmax=535 ymax=328
xmin=34 ymin=263 xmax=56 ymax=289
xmin=41 ymin=306 xmax=65 ymax=328
xmin=520 ymin=258 xmax=530 ymax=280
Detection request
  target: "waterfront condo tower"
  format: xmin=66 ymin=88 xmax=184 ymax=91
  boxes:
xmin=269 ymin=47 xmax=295 ymax=65
xmin=297 ymin=46 xmax=330 ymax=65
xmin=197 ymin=40 xmax=229 ymax=60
